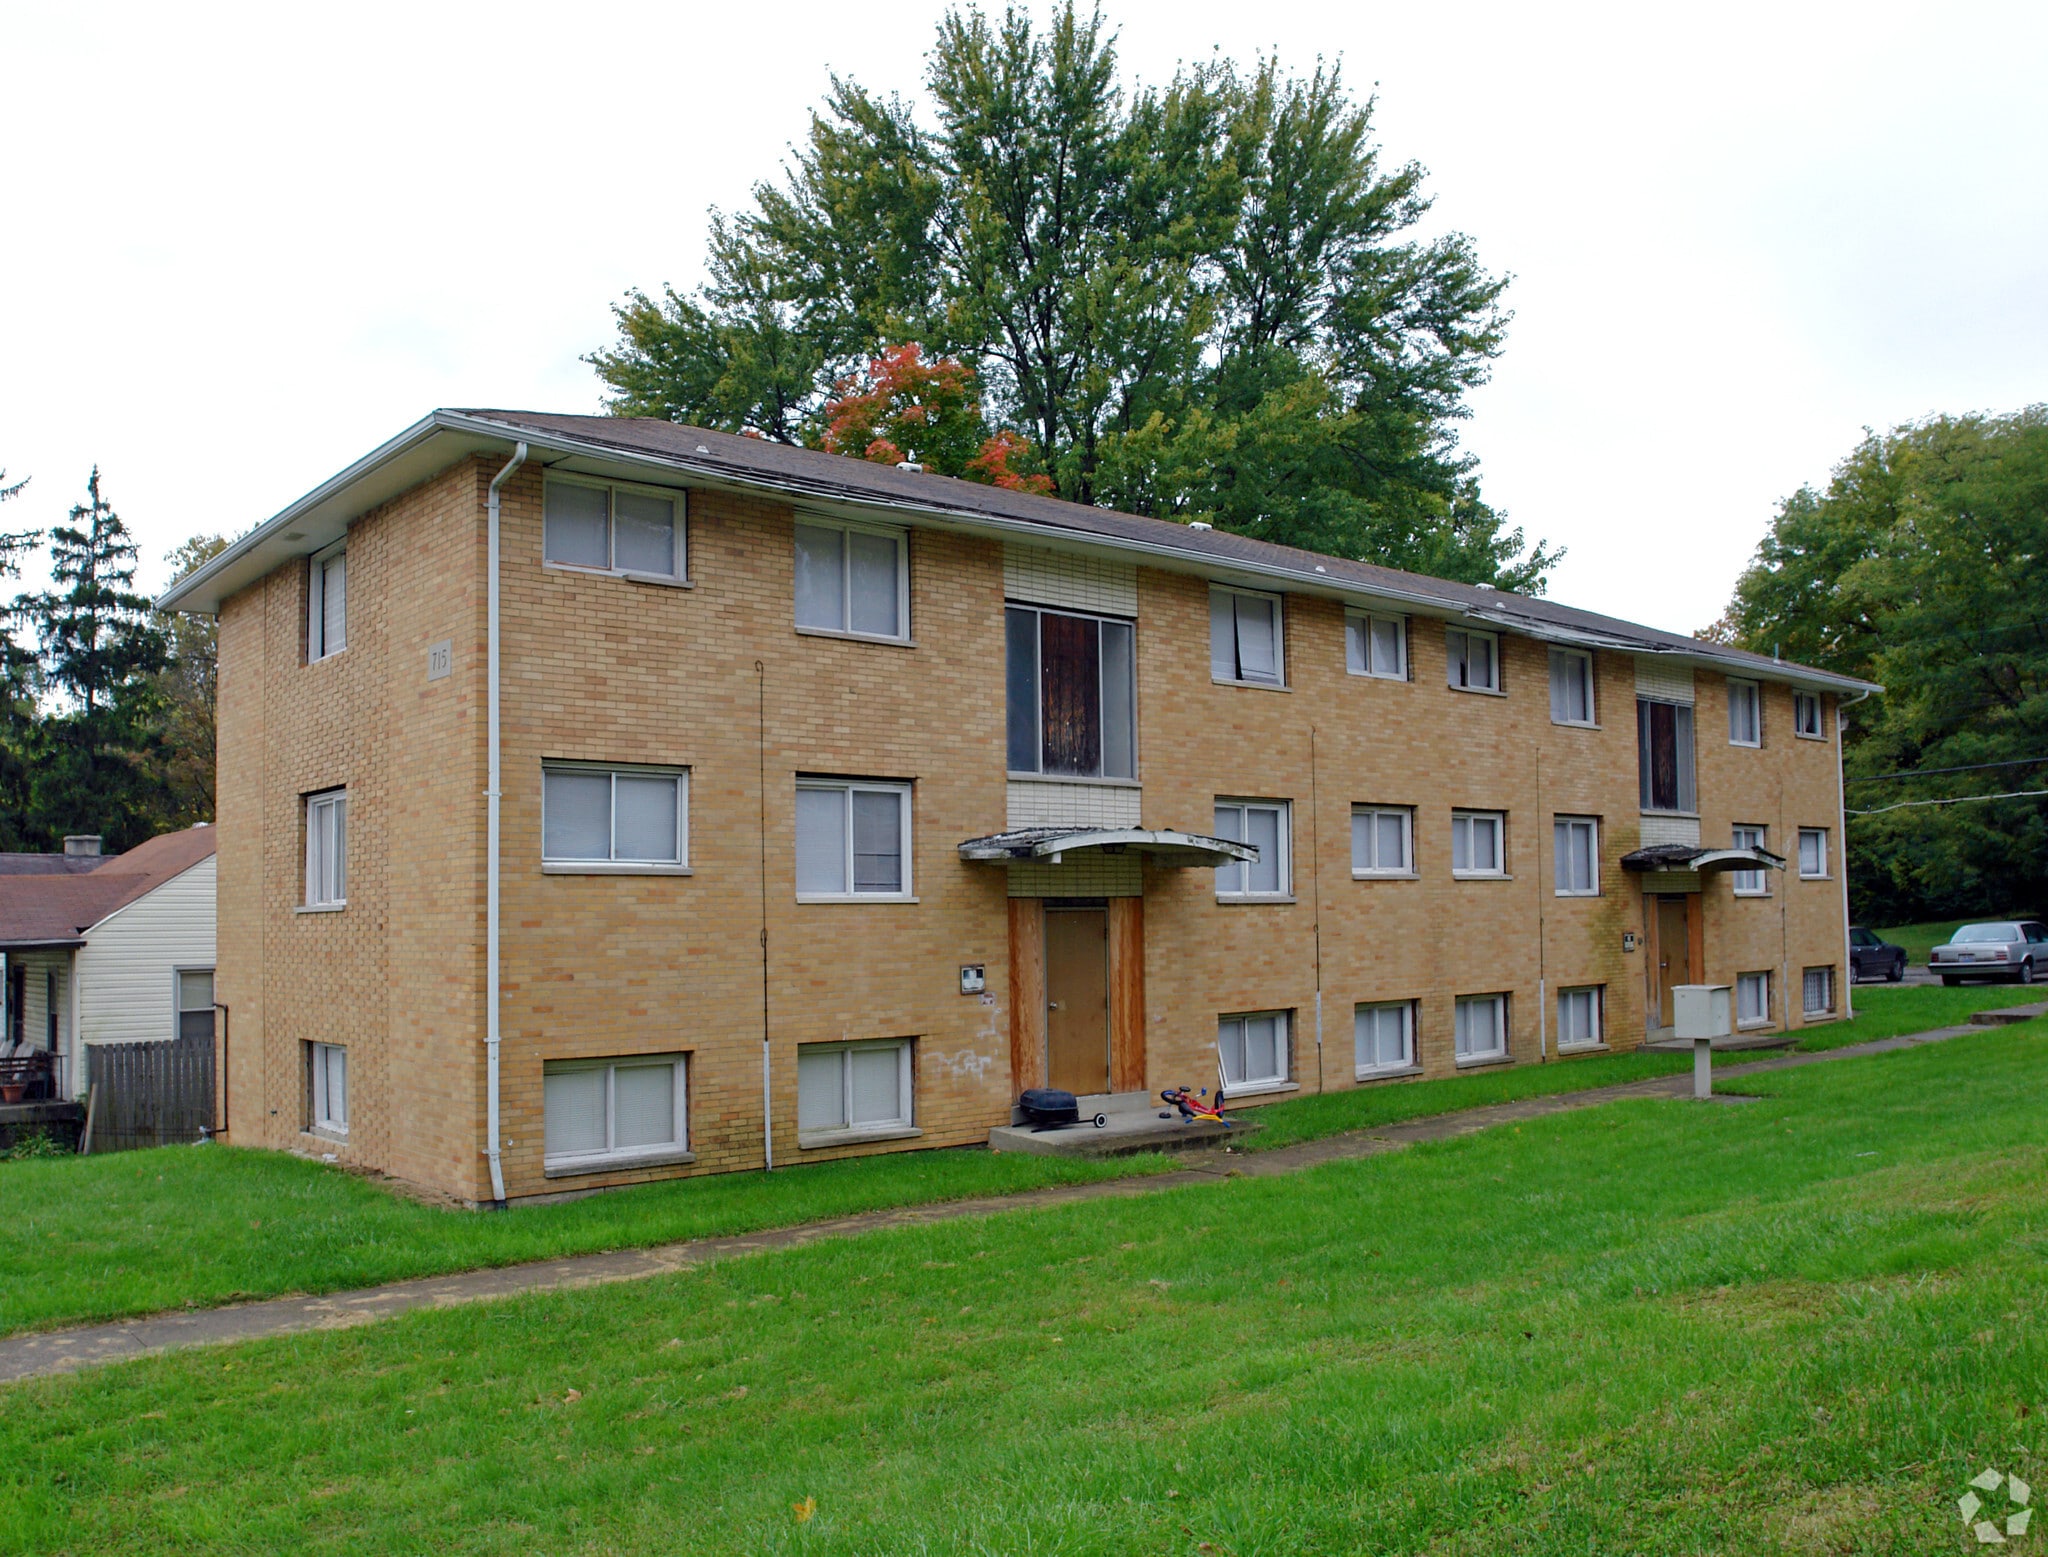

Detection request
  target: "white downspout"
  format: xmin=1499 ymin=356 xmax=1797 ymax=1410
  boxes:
xmin=485 ymin=441 xmax=527 ymax=1207
xmin=1835 ymin=689 xmax=1872 ymax=1022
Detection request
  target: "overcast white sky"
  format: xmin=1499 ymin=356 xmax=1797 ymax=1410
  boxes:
xmin=2 ymin=1 xmax=2042 ymax=633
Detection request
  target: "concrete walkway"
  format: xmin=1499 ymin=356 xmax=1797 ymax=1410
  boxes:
xmin=3 ymin=1007 xmax=2036 ymax=1386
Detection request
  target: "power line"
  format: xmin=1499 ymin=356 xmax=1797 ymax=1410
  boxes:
xmin=1851 ymin=756 xmax=2048 ymax=784
xmin=1848 ymin=787 xmax=2048 ymax=817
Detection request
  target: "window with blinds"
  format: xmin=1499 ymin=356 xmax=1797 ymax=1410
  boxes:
xmin=1553 ymin=816 xmax=1598 ymax=896
xmin=796 ymin=780 xmax=911 ymax=899
xmin=542 ymin=765 xmax=686 ymax=868
xmin=1549 ymin=648 xmax=1594 ymax=725
xmin=543 ymin=1055 xmax=687 ymax=1168
xmin=1350 ymin=806 xmax=1413 ymax=876
xmin=795 ymin=518 xmax=907 ymax=640
xmin=304 ymin=790 xmax=347 ymax=907
xmin=1218 ymin=1011 xmax=1289 ymax=1090
xmin=308 ymin=545 xmax=346 ymax=660
xmin=1214 ymin=800 xmax=1291 ymax=899
xmin=1346 ymin=612 xmax=1407 ymax=680
xmin=1354 ymin=1001 xmax=1415 ymax=1076
xmin=1455 ymin=994 xmax=1508 ymax=1062
xmin=176 ymin=970 xmax=215 ymax=1042
xmin=543 ymin=478 xmax=684 ymax=579
xmin=1210 ymin=587 xmax=1285 ymax=686
xmin=798 ymin=1039 xmax=913 ymax=1137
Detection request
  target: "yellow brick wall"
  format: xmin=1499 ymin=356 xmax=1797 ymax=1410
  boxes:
xmin=214 ymin=455 xmax=1852 ymax=1201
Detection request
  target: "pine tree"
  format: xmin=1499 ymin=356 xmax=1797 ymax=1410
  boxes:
xmin=0 ymin=470 xmax=38 ymax=850
xmin=15 ymin=469 xmax=172 ymax=850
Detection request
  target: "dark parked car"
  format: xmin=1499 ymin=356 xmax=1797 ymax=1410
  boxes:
xmin=1849 ymin=927 xmax=1907 ymax=982
xmin=1928 ymin=921 xmax=2048 ymax=985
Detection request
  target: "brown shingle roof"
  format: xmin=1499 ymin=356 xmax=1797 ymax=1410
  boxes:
xmin=0 ymin=826 xmax=216 ymax=950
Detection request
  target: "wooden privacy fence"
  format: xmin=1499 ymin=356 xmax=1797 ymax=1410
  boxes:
xmin=86 ymin=1033 xmax=216 ymax=1153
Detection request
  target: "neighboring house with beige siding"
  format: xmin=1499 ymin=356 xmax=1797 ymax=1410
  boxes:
xmin=160 ymin=410 xmax=1878 ymax=1206
xmin=0 ymin=828 xmax=218 ymax=1100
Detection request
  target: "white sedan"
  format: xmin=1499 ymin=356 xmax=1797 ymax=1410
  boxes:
xmin=1929 ymin=921 xmax=2048 ymax=986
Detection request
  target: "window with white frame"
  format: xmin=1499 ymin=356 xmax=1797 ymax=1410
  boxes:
xmin=543 ymin=477 xmax=684 ymax=580
xmin=1727 ymin=679 xmax=1761 ymax=746
xmin=1210 ymin=586 xmax=1285 ymax=686
xmin=176 ymin=969 xmax=215 ymax=1042
xmin=796 ymin=780 xmax=912 ymax=899
xmin=542 ymin=765 xmax=687 ymax=868
xmin=795 ymin=517 xmax=908 ymax=640
xmin=1549 ymin=648 xmax=1595 ymax=725
xmin=1446 ymin=627 xmax=1501 ymax=692
xmin=1731 ymin=824 xmax=1769 ymax=895
xmin=1218 ymin=1011 xmax=1290 ymax=1090
xmin=1005 ymin=604 xmax=1136 ymax=779
xmin=1354 ymin=1001 xmax=1415 ymax=1076
xmin=1350 ymin=805 xmax=1413 ymax=877
xmin=1737 ymin=971 xmax=1772 ymax=1026
xmin=1454 ymin=994 xmax=1508 ymax=1062
xmin=309 ymin=1042 xmax=347 ymax=1135
xmin=304 ymin=789 xmax=347 ymax=907
xmin=1802 ymin=965 xmax=1836 ymax=1017
xmin=1553 ymin=816 xmax=1598 ymax=896
xmin=1214 ymin=800 xmax=1291 ymax=898
xmin=1452 ymin=810 xmax=1506 ymax=877
xmin=1793 ymin=691 xmax=1825 ymax=739
xmin=1637 ymin=698 xmax=1697 ymax=813
xmin=1556 ymin=986 xmax=1602 ymax=1049
xmin=1798 ymin=827 xmax=1828 ymax=879
xmin=543 ymin=1054 xmax=688 ymax=1168
xmin=1345 ymin=611 xmax=1407 ymax=680
xmin=798 ymin=1039 xmax=913 ymax=1137
xmin=308 ymin=544 xmax=346 ymax=661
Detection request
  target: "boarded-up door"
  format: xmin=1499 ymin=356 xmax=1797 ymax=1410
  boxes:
xmin=1654 ymin=894 xmax=1693 ymax=1027
xmin=1045 ymin=907 xmax=1110 ymax=1094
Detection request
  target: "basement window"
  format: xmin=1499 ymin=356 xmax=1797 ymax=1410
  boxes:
xmin=544 ymin=1054 xmax=689 ymax=1171
xmin=1738 ymin=971 xmax=1772 ymax=1026
xmin=1454 ymin=994 xmax=1509 ymax=1064
xmin=1802 ymin=966 xmax=1837 ymax=1018
xmin=1354 ymin=1001 xmax=1416 ymax=1076
xmin=798 ymin=1039 xmax=914 ymax=1141
xmin=308 ymin=1042 xmax=348 ymax=1137
xmin=1218 ymin=1011 xmax=1290 ymax=1091
xmin=1555 ymin=986 xmax=1603 ymax=1050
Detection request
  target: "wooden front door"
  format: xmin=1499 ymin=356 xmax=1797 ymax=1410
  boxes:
xmin=1653 ymin=894 xmax=1694 ymax=1027
xmin=1044 ymin=907 xmax=1110 ymax=1095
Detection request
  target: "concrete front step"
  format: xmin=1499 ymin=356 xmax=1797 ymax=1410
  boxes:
xmin=1006 ymin=1089 xmax=1154 ymax=1127
xmin=1969 ymin=1002 xmax=2048 ymax=1027
xmin=989 ymin=1106 xmax=1262 ymax=1158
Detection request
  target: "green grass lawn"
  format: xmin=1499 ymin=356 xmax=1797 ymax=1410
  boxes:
xmin=1792 ymin=980 xmax=2043 ymax=1054
xmin=3 ymin=1026 xmax=2043 ymax=1555
xmin=3 ymin=986 xmax=2025 ymax=1340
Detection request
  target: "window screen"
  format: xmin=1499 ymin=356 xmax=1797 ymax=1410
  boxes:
xmin=1210 ymin=588 xmax=1283 ymax=685
xmin=1354 ymin=1002 xmax=1414 ymax=1072
xmin=1219 ymin=1012 xmax=1288 ymax=1088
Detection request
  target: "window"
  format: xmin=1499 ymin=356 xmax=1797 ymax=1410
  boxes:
xmin=304 ymin=789 xmax=347 ymax=907
xmin=543 ymin=477 xmax=683 ymax=580
xmin=1446 ymin=627 xmax=1500 ymax=693
xmin=795 ymin=517 xmax=908 ymax=640
xmin=1548 ymin=649 xmax=1595 ymax=725
xmin=1798 ymin=827 xmax=1828 ymax=879
xmin=1452 ymin=810 xmax=1506 ymax=878
xmin=1005 ymin=605 xmax=1136 ymax=779
xmin=1354 ymin=1001 xmax=1415 ymax=1076
xmin=796 ymin=780 xmax=911 ymax=899
xmin=1727 ymin=679 xmax=1761 ymax=746
xmin=798 ymin=1039 xmax=913 ymax=1138
xmin=1210 ymin=587 xmax=1284 ymax=686
xmin=543 ymin=1054 xmax=688 ymax=1168
xmin=1636 ymin=699 xmax=1697 ymax=813
xmin=1793 ymin=691 xmax=1825 ymax=739
xmin=176 ymin=970 xmax=215 ymax=1043
xmin=1802 ymin=966 xmax=1836 ymax=1017
xmin=307 ymin=544 xmax=346 ymax=660
xmin=1214 ymin=800 xmax=1291 ymax=898
xmin=1218 ymin=1011 xmax=1290 ymax=1090
xmin=1553 ymin=816 xmax=1598 ymax=896
xmin=1731 ymin=825 xmax=1769 ymax=895
xmin=1556 ymin=986 xmax=1602 ymax=1049
xmin=309 ymin=1042 xmax=347 ymax=1136
xmin=1346 ymin=612 xmax=1407 ymax=680
xmin=542 ymin=765 xmax=687 ymax=868
xmin=1737 ymin=971 xmax=1772 ymax=1026
xmin=1350 ymin=806 xmax=1413 ymax=877
xmin=1455 ymin=994 xmax=1508 ymax=1063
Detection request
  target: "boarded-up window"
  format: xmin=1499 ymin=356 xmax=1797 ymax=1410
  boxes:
xmin=1636 ymin=698 xmax=1696 ymax=813
xmin=1005 ymin=605 xmax=1135 ymax=779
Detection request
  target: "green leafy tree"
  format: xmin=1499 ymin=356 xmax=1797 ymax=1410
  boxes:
xmin=0 ymin=469 xmax=37 ymax=850
xmin=150 ymin=534 xmax=227 ymax=828
xmin=590 ymin=2 xmax=1556 ymax=591
xmin=14 ymin=468 xmax=172 ymax=851
xmin=1717 ymin=408 xmax=2048 ymax=922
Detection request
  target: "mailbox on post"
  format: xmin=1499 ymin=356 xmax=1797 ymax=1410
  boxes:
xmin=1672 ymin=984 xmax=1732 ymax=1100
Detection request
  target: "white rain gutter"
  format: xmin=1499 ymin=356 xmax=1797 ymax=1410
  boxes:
xmin=485 ymin=441 xmax=528 ymax=1207
xmin=1836 ymin=688 xmax=1873 ymax=1021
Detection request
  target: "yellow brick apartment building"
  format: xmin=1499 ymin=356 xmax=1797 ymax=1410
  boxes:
xmin=161 ymin=411 xmax=1877 ymax=1205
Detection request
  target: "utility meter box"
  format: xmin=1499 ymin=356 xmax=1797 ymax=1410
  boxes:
xmin=1672 ymin=984 xmax=1733 ymax=1042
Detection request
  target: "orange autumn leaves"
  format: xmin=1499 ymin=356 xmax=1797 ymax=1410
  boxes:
xmin=819 ymin=343 xmax=1054 ymax=495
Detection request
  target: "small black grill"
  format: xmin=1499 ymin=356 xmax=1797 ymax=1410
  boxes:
xmin=1018 ymin=1088 xmax=1081 ymax=1129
